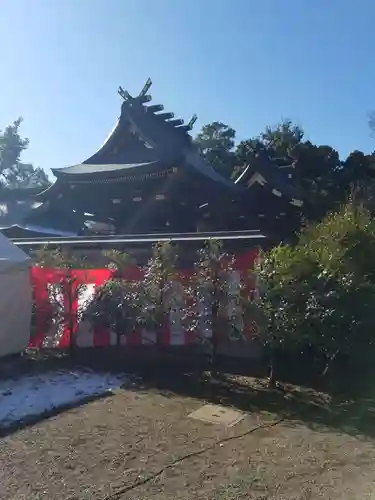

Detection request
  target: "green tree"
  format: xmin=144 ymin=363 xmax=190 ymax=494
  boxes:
xmin=256 ymin=203 xmax=375 ymax=386
xmin=142 ymin=241 xmax=179 ymax=347
xmin=292 ymin=142 xmax=341 ymax=220
xmin=234 ymin=121 xmax=345 ymax=224
xmin=32 ymin=245 xmax=95 ymax=268
xmin=103 ymin=249 xmax=134 ymax=275
xmin=83 ymin=250 xmax=143 ymax=348
xmin=0 ymin=118 xmax=50 ymax=189
xmin=194 ymin=122 xmax=236 ymax=178
xmin=196 ymin=116 xmax=375 ymax=233
xmin=337 ymin=151 xmax=375 ymax=209
xmin=235 ymin=119 xmax=304 ymax=168
xmin=193 ymin=239 xmax=237 ymax=376
xmin=85 ymin=278 xmax=144 ymax=347
xmin=259 ymin=119 xmax=304 ymax=158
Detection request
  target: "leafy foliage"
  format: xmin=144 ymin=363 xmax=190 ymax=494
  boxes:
xmin=79 ymin=241 xmax=255 ymax=359
xmin=256 ymin=203 xmax=375 ymax=380
xmin=235 ymin=119 xmax=304 ymax=168
xmin=32 ymin=245 xmax=96 ymax=268
xmin=40 ymin=272 xmax=88 ymax=353
xmin=0 ymin=118 xmax=50 ymax=189
xmin=103 ymin=249 xmax=134 ymax=275
xmin=33 ymin=248 xmax=137 ymax=348
xmin=194 ymin=122 xmax=236 ymax=178
xmin=85 ymin=242 xmax=183 ymax=347
xmin=194 ymin=118 xmax=375 ymax=232
xmin=141 ymin=241 xmax=179 ymax=345
xmin=193 ymin=239 xmax=239 ymax=373
xmin=84 ymin=278 xmax=144 ymax=346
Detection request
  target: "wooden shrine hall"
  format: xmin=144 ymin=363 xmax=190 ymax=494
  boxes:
xmin=1 ymin=79 xmax=306 ymax=247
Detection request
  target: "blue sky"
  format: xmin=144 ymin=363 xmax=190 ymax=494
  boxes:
xmin=1 ymin=0 xmax=374 ymax=177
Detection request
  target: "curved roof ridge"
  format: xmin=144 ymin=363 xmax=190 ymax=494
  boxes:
xmin=52 ymin=160 xmax=161 ymax=177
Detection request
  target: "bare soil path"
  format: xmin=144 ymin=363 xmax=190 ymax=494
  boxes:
xmin=1 ymin=379 xmax=375 ymax=500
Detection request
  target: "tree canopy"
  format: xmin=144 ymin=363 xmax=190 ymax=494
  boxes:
xmin=194 ymin=122 xmax=236 ymax=178
xmin=194 ymin=118 xmax=375 ymax=228
xmin=0 ymin=118 xmax=50 ymax=190
xmin=256 ymin=202 xmax=375 ymax=385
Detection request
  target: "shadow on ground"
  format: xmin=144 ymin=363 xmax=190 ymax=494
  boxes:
xmin=0 ymin=391 xmax=113 ymax=439
xmin=3 ymin=348 xmax=375 ymax=440
xmin=0 ymin=351 xmax=121 ymax=438
xmin=130 ymin=369 xmax=375 ymax=440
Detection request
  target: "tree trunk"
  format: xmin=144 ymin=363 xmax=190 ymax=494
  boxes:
xmin=268 ymin=353 xmax=276 ymax=388
xmin=211 ymin=302 xmax=219 ymax=378
xmin=115 ymin=313 xmax=122 ymax=348
xmin=156 ymin=281 xmax=165 ymax=350
xmin=321 ymin=349 xmax=340 ymax=377
xmin=155 ymin=313 xmax=163 ymax=350
xmin=65 ymin=274 xmax=75 ymax=356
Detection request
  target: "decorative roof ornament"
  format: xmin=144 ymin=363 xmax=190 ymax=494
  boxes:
xmin=157 ymin=112 xmax=174 ymax=120
xmin=148 ymin=104 xmax=164 ymax=113
xmin=118 ymin=86 xmax=132 ymax=101
xmin=187 ymin=114 xmax=198 ymax=130
xmin=169 ymin=118 xmax=184 ymax=127
xmin=139 ymin=78 xmax=152 ymax=97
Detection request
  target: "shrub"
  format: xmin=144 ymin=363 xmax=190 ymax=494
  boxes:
xmin=84 ymin=278 xmax=144 ymax=347
xmin=84 ymin=242 xmax=181 ymax=348
xmin=193 ymin=239 xmax=242 ymax=375
xmin=256 ymin=203 xmax=375 ymax=385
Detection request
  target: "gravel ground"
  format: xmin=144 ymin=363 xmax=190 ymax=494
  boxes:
xmin=1 ymin=383 xmax=375 ymax=500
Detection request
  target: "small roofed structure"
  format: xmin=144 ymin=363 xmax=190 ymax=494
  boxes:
xmin=2 ymin=79 xmax=306 ymax=243
xmin=232 ymin=150 xmax=306 ymax=238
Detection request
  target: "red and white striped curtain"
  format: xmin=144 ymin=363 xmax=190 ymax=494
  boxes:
xmin=29 ymin=249 xmax=260 ymax=349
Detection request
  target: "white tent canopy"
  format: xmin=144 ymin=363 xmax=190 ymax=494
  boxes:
xmin=0 ymin=233 xmax=32 ymax=357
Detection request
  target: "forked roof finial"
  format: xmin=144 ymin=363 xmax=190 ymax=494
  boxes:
xmin=118 ymin=86 xmax=132 ymax=101
xmin=187 ymin=114 xmax=198 ymax=130
xmin=139 ymin=78 xmax=152 ymax=97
